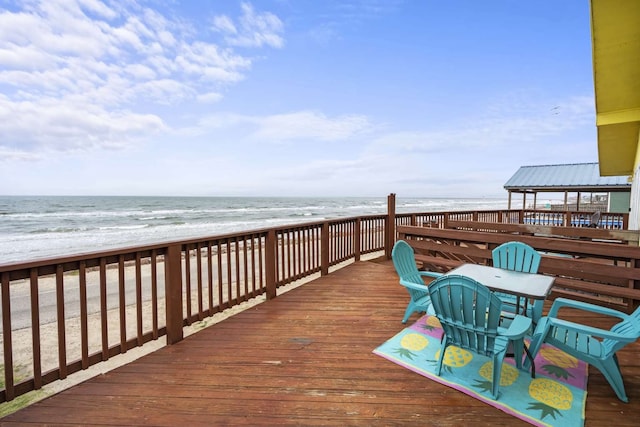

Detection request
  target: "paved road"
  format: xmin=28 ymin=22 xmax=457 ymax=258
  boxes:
xmin=3 ymin=269 xmax=167 ymax=331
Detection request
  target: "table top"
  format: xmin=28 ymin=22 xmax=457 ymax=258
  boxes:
xmin=446 ymin=263 xmax=555 ymax=299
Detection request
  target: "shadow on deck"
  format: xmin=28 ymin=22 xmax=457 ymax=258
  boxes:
xmin=2 ymin=259 xmax=639 ymax=426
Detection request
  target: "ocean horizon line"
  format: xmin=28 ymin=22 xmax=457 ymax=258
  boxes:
xmin=0 ymin=196 xmax=510 ymax=263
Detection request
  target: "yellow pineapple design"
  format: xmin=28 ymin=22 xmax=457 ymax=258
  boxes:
xmin=420 ymin=315 xmax=441 ymax=331
xmin=540 ymin=348 xmax=578 ymax=368
xmin=472 ymin=361 xmax=520 ymax=393
xmin=392 ymin=333 xmax=429 ymax=360
xmin=540 ymin=347 xmax=579 ymax=380
xmin=434 ymin=346 xmax=473 ymax=372
xmin=527 ymin=378 xmax=573 ymax=420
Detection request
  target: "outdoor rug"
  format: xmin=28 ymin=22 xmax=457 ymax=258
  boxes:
xmin=373 ymin=315 xmax=588 ymax=427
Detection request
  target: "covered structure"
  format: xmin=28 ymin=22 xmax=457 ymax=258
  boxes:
xmin=591 ymin=0 xmax=640 ymax=228
xmin=504 ymin=162 xmax=630 ymax=211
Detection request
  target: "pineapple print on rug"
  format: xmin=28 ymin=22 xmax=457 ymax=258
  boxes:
xmin=373 ymin=315 xmax=587 ymax=427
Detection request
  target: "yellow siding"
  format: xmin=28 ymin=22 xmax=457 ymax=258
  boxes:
xmin=591 ymin=0 xmax=640 ymax=176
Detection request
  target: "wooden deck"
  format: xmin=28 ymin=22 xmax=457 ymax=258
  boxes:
xmin=2 ymin=259 xmax=639 ymax=426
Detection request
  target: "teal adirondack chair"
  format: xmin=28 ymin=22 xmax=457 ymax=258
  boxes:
xmin=391 ymin=240 xmax=442 ymax=323
xmin=525 ymin=298 xmax=640 ymax=402
xmin=492 ymin=241 xmax=544 ymax=324
xmin=428 ymin=274 xmax=532 ymax=399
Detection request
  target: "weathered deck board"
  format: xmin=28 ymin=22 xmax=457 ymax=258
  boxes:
xmin=2 ymin=260 xmax=639 ymax=426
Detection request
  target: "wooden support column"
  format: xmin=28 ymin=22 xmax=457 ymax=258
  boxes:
xmin=577 ymin=192 xmax=582 ymax=211
xmin=385 ymin=193 xmax=396 ymax=259
xmin=164 ymin=244 xmax=184 ymax=344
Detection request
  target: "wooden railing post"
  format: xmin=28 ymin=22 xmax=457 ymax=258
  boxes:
xmin=354 ymin=218 xmax=361 ymax=262
xmin=386 ymin=193 xmax=396 ymax=259
xmin=265 ymin=230 xmax=277 ymax=299
xmin=321 ymin=222 xmax=330 ymax=276
xmin=164 ymin=244 xmax=184 ymax=345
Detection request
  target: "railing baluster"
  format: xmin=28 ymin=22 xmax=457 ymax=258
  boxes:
xmin=151 ymin=250 xmax=158 ymax=340
xmin=118 ymin=255 xmax=126 ymax=353
xmin=29 ymin=268 xmax=42 ymax=389
xmin=55 ymin=264 xmax=67 ymax=379
xmin=235 ymin=239 xmax=241 ymax=303
xmin=258 ymin=235 xmax=264 ymax=291
xmin=79 ymin=261 xmax=89 ymax=369
xmin=185 ymin=245 xmax=192 ymax=324
xmin=251 ymin=234 xmax=260 ymax=295
xmin=242 ymin=238 xmax=249 ymax=296
xmin=135 ymin=253 xmax=143 ymax=346
xmin=2 ymin=271 xmax=15 ymax=401
xmin=226 ymin=240 xmax=232 ymax=305
xmin=207 ymin=243 xmax=214 ymax=314
xmin=286 ymin=230 xmax=292 ymax=281
xmin=100 ymin=258 xmax=108 ymax=361
xmin=217 ymin=241 xmax=223 ymax=310
xmin=196 ymin=243 xmax=203 ymax=320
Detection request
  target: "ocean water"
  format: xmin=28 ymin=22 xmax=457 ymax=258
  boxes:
xmin=0 ymin=196 xmax=508 ymax=264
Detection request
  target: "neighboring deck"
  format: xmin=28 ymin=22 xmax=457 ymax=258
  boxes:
xmin=2 ymin=259 xmax=639 ymax=426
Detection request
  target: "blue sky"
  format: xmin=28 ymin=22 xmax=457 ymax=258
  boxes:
xmin=0 ymin=0 xmax=597 ymax=198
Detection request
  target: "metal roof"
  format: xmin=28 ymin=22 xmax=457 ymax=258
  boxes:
xmin=504 ymin=162 xmax=631 ymax=192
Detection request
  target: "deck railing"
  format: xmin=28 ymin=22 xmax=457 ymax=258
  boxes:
xmin=0 ymin=198 xmax=633 ymax=403
xmin=396 ymin=209 xmax=628 ymax=230
xmin=0 ymin=214 xmax=388 ymax=403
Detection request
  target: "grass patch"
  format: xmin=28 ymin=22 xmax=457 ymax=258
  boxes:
xmin=0 ymin=363 xmax=52 ymax=417
xmin=0 ymin=389 xmax=50 ymax=418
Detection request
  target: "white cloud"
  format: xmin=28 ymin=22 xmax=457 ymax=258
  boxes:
xmin=0 ymin=95 xmax=166 ymax=154
xmin=197 ymin=111 xmax=373 ymax=142
xmin=213 ymin=15 xmax=237 ymax=35
xmin=213 ymin=2 xmax=284 ymax=48
xmin=254 ymin=111 xmax=371 ymax=141
xmin=371 ymin=94 xmax=595 ymax=153
xmin=197 ymin=92 xmax=223 ymax=103
xmin=0 ymin=0 xmax=275 ymax=155
xmin=0 ymin=147 xmax=42 ymax=161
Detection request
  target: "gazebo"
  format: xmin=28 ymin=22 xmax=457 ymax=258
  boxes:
xmin=504 ymin=162 xmax=631 ymax=212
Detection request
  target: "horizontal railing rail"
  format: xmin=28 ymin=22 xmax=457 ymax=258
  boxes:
xmin=0 ymin=200 xmax=632 ymax=403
